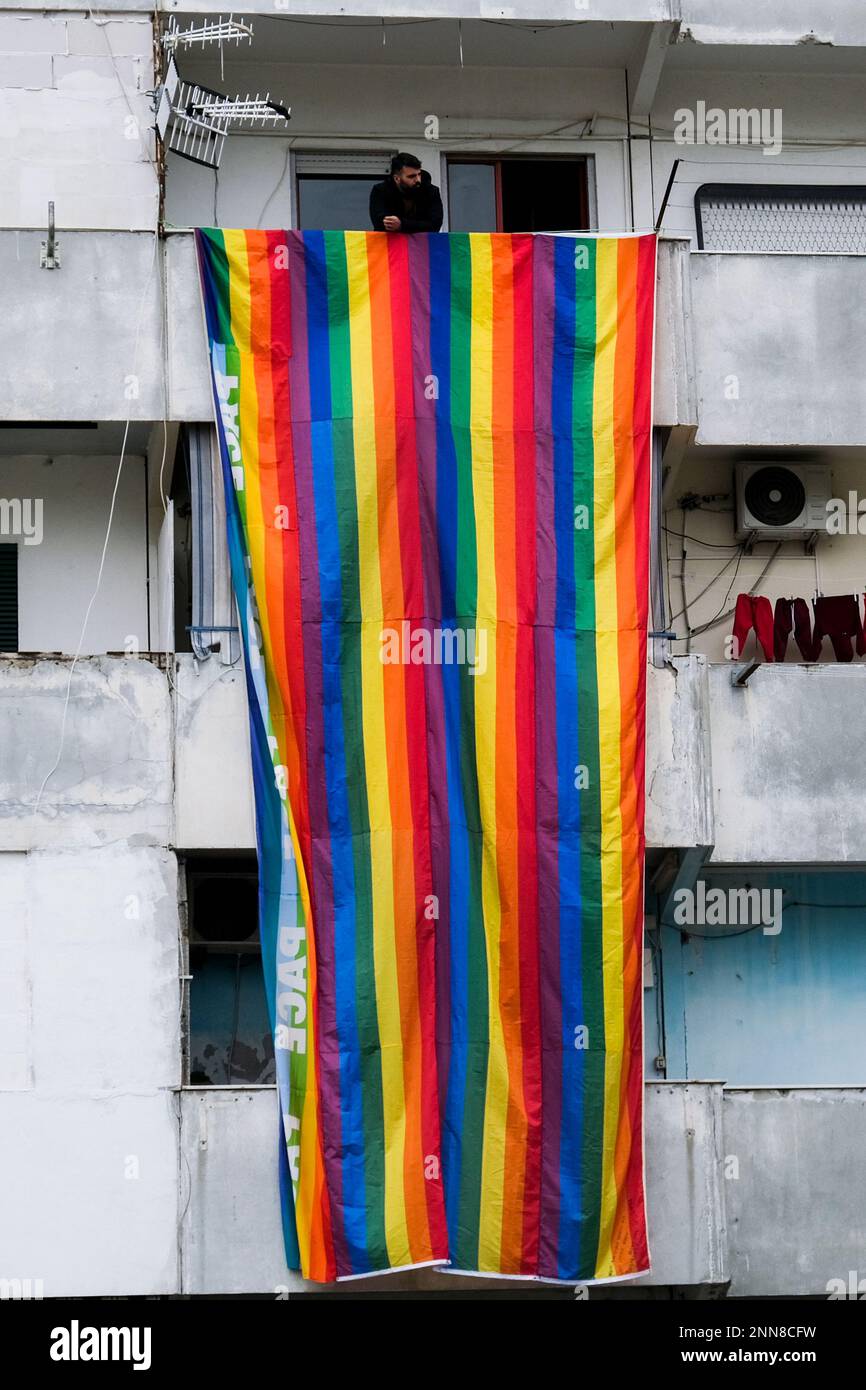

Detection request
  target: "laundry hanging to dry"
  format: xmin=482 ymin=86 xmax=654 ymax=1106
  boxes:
xmin=731 ymin=593 xmax=866 ymax=663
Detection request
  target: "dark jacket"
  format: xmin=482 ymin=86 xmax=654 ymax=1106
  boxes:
xmin=369 ymin=170 xmax=443 ymax=232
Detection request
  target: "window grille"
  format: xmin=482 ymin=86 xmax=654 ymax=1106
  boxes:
xmin=695 ymin=184 xmax=866 ymax=254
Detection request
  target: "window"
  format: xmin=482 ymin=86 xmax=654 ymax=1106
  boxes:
xmin=0 ymin=545 xmax=18 ymax=652
xmin=695 ymin=183 xmax=866 ymax=253
xmin=447 ymin=156 xmax=590 ymax=233
xmin=185 ymin=854 xmax=274 ymax=1086
xmin=295 ymin=152 xmax=391 ymax=231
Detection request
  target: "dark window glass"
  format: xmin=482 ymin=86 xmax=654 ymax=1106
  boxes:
xmin=0 ymin=545 xmax=18 ymax=652
xmin=500 ymin=158 xmax=587 ymax=232
xmin=447 ymin=157 xmax=589 ymax=233
xmin=186 ymin=855 xmax=274 ymax=1086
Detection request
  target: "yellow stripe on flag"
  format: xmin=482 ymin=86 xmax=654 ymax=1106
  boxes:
xmin=591 ymin=239 xmax=625 ymax=1278
xmin=469 ymin=234 xmax=507 ymax=1271
xmin=344 ymin=231 xmax=411 ymax=1268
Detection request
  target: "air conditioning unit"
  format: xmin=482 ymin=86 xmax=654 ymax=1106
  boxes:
xmin=735 ymin=462 xmax=831 ymax=543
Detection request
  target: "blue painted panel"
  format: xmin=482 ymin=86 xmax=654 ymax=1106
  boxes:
xmin=190 ymin=953 xmax=275 ymax=1085
xmin=652 ymin=873 xmax=866 ymax=1085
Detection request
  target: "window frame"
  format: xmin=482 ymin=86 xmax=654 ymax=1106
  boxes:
xmin=181 ymin=852 xmax=275 ymax=1089
xmin=445 ymin=152 xmax=591 ymax=234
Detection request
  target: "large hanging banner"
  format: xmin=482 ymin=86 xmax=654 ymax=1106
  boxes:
xmin=197 ymin=227 xmax=655 ymax=1284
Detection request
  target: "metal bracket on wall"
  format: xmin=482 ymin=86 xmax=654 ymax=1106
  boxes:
xmin=730 ymin=661 xmax=760 ymax=688
xmin=657 ymin=844 xmax=714 ymax=930
xmin=40 ymin=202 xmax=60 ymax=270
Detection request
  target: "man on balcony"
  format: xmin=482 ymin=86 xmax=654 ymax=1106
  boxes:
xmin=370 ymin=153 xmax=444 ymax=233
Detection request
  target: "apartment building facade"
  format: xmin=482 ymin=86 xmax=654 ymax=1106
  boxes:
xmin=1 ymin=0 xmax=865 ymax=1297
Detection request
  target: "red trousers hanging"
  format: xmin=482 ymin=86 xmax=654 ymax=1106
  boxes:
xmin=732 ymin=593 xmax=775 ymax=661
xmin=774 ymin=597 xmax=819 ymax=662
xmin=793 ymin=598 xmax=819 ymax=661
xmin=812 ymin=594 xmax=866 ymax=662
xmin=773 ymin=597 xmax=792 ymax=661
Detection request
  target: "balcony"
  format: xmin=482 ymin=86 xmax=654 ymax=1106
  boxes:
xmin=2 ymin=648 xmax=856 ymax=869
xmin=691 ymin=252 xmax=866 ymax=448
xmin=706 ymin=662 xmax=866 ymax=864
xmin=0 ymin=228 xmax=692 ymax=428
xmin=177 ymin=1081 xmax=729 ymax=1294
xmin=177 ymin=1080 xmax=866 ymax=1296
xmin=0 ymin=655 xmax=172 ymax=851
xmin=10 ymin=241 xmax=865 ymax=488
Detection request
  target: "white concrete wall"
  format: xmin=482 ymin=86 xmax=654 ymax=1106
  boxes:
xmin=692 ymin=255 xmax=866 ymax=447
xmin=0 ymin=657 xmax=172 ymax=849
xmin=0 ymin=231 xmax=164 ymax=422
xmin=645 ymin=656 xmax=714 ymax=851
xmin=707 ymin=663 xmax=866 ymax=864
xmin=173 ymin=654 xmax=255 ymax=851
xmin=0 ymin=846 xmax=180 ymax=1297
xmin=0 ymin=11 xmax=157 ymax=231
xmin=0 ymin=657 xmax=179 ymax=1295
xmin=3 ymin=455 xmax=149 ymax=656
xmin=165 ymin=233 xmax=214 ymax=422
xmin=724 ymin=1087 xmax=866 ymax=1298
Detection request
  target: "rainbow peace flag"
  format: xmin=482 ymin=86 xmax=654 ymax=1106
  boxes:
xmin=197 ymin=227 xmax=655 ymax=1284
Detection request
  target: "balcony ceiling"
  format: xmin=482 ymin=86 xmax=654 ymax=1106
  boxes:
xmin=0 ymin=422 xmax=152 ymax=457
xmin=170 ymin=12 xmax=866 ymax=75
xmin=171 ymin=14 xmax=645 ymax=70
xmin=667 ymin=40 xmax=866 ymax=75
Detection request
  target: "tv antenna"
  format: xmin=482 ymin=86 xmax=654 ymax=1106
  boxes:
xmin=162 ymin=14 xmax=253 ymax=53
xmin=163 ymin=13 xmax=252 ymax=79
xmin=153 ymin=16 xmax=290 ymax=171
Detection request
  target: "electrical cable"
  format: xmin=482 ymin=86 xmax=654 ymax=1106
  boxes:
xmin=667 ymin=922 xmax=769 ymax=941
xmin=690 ymin=543 xmax=782 ymax=639
xmin=666 ymin=509 xmax=782 ymax=637
xmin=661 ymin=523 xmax=742 ymax=550
xmin=270 ymin=15 xmax=438 ymax=28
xmin=678 ymin=510 xmax=691 ymax=653
xmin=157 ymin=419 xmax=170 ymax=516
xmin=689 ymin=546 xmax=746 ymax=637
xmin=258 ymin=142 xmax=293 ymax=230
xmin=90 ymin=7 xmax=161 ymax=185
xmin=783 ymin=901 xmax=866 ymax=911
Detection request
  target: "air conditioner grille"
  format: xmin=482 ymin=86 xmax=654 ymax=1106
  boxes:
xmin=744 ymin=467 xmax=807 ymax=528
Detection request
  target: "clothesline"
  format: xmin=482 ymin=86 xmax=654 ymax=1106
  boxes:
xmin=733 ymin=592 xmax=866 ymax=663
